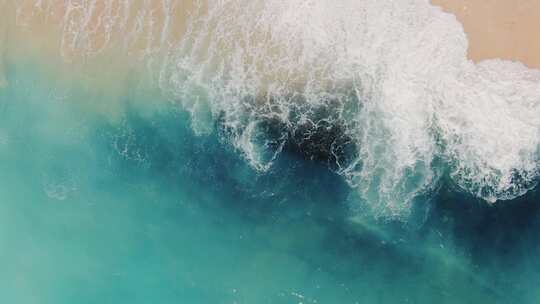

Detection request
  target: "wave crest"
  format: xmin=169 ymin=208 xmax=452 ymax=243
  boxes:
xmin=12 ymin=0 xmax=540 ymax=217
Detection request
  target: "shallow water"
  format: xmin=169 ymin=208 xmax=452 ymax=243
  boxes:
xmin=1 ymin=56 xmax=539 ymax=304
xmin=2 ymin=1 xmax=540 ymax=302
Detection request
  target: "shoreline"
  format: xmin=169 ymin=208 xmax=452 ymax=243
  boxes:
xmin=2 ymin=1 xmax=539 ymax=69
xmin=0 ymin=0 xmax=539 ymax=212
xmin=432 ymin=0 xmax=540 ymax=69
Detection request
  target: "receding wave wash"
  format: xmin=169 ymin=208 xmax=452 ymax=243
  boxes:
xmin=2 ymin=1 xmax=540 ymax=303
xmin=2 ymin=0 xmax=540 ymax=218
xmin=2 ymin=1 xmax=540 ymax=218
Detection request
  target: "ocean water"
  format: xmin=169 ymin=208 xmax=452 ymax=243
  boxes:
xmin=1 ymin=55 xmax=539 ymax=304
xmin=1 ymin=1 xmax=540 ymax=303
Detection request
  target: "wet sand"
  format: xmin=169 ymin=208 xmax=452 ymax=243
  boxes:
xmin=432 ymin=0 xmax=540 ymax=69
xmin=2 ymin=1 xmax=539 ymax=77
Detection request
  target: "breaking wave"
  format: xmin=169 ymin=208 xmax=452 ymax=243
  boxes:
xmin=8 ymin=0 xmax=540 ymax=218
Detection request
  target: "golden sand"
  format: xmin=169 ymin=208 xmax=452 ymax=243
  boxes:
xmin=2 ymin=1 xmax=540 ymax=74
xmin=432 ymin=0 xmax=540 ymax=69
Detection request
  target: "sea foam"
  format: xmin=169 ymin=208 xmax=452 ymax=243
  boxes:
xmin=9 ymin=0 xmax=540 ymax=218
xmin=158 ymin=0 xmax=540 ymax=217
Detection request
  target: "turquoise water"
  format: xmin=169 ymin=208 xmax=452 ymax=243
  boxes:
xmin=1 ymin=60 xmax=540 ymax=304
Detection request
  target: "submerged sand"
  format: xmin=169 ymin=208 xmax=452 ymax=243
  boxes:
xmin=432 ymin=0 xmax=540 ymax=69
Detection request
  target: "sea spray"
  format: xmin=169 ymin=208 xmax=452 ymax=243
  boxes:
xmin=4 ymin=0 xmax=540 ymax=219
xmin=158 ymin=0 xmax=540 ymax=217
xmin=1 ymin=38 xmax=540 ymax=303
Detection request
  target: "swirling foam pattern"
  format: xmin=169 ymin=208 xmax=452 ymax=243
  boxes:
xmin=9 ymin=0 xmax=540 ymax=218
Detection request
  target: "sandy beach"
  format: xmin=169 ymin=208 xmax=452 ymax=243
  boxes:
xmin=1 ymin=1 xmax=539 ymax=70
xmin=433 ymin=0 xmax=540 ymax=69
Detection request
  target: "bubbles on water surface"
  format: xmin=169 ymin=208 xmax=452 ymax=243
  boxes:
xmin=42 ymin=173 xmax=78 ymax=201
xmin=9 ymin=0 xmax=540 ymax=218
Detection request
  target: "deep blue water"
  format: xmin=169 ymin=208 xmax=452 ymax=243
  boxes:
xmin=1 ymin=60 xmax=540 ymax=303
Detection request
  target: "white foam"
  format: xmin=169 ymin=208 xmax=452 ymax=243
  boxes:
xmin=13 ymin=0 xmax=540 ymax=217
xmin=160 ymin=0 xmax=539 ymax=217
